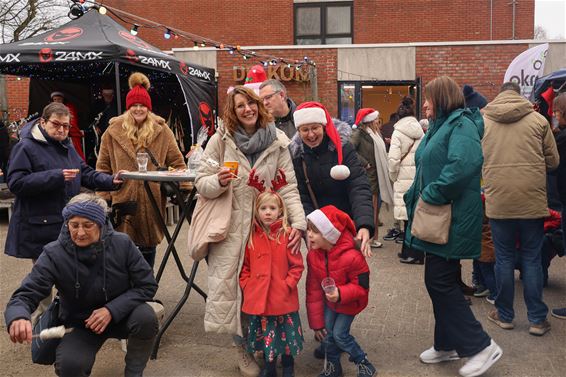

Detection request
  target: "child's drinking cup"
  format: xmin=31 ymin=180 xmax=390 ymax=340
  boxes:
xmin=223 ymin=161 xmax=239 ymax=176
xmin=136 ymin=152 xmax=149 ymax=173
xmin=321 ymin=277 xmax=336 ymax=294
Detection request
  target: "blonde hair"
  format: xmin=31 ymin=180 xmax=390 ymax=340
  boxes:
xmin=122 ymin=109 xmax=160 ymax=149
xmin=248 ymin=191 xmax=289 ymax=248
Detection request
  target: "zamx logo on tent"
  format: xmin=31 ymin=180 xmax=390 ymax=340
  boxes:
xmin=39 ymin=48 xmax=54 ymax=63
xmin=125 ymin=49 xmax=139 ymax=62
xmin=179 ymin=61 xmax=189 ymax=75
xmin=44 ymin=27 xmax=83 ymax=42
xmin=199 ymin=102 xmax=215 ymax=135
xmin=118 ymin=31 xmax=152 ymax=50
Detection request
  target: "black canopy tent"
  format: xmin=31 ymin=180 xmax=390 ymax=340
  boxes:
xmin=0 ymin=9 xmax=217 ymax=151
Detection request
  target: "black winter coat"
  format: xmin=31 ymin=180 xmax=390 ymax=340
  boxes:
xmin=5 ymin=221 xmax=157 ymax=329
xmin=554 ymin=127 xmax=566 ymax=202
xmin=291 ymin=134 xmax=374 ymax=235
xmin=5 ymin=121 xmax=116 ymax=259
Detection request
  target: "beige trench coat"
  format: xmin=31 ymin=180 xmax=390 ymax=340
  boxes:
xmin=195 ymin=125 xmax=306 ymax=335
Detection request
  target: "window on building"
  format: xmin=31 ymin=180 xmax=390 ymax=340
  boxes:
xmin=294 ymin=2 xmax=353 ymax=45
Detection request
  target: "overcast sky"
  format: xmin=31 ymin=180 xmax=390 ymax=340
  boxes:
xmin=535 ymin=0 xmax=566 ymax=38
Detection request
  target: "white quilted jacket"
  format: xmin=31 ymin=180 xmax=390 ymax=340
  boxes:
xmin=387 ymin=116 xmax=424 ymax=221
xmin=195 ymin=126 xmax=306 ymax=335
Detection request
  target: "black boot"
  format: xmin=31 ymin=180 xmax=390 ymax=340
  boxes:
xmin=124 ymin=304 xmax=159 ymax=377
xmin=259 ymin=359 xmax=277 ymax=377
xmin=281 ymin=355 xmax=294 ymax=377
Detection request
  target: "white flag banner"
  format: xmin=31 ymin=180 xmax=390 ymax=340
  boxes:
xmin=503 ymin=43 xmax=548 ymax=99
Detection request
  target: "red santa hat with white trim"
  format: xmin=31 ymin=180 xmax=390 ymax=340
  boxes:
xmin=353 ymin=108 xmax=379 ymax=129
xmin=293 ymin=101 xmax=350 ymax=180
xmin=306 ymin=205 xmax=356 ymax=245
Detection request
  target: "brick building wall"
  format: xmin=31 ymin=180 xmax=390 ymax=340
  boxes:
xmin=103 ymin=0 xmax=534 ymax=51
xmin=355 ymin=0 xmax=534 ymax=43
xmin=5 ymin=77 xmax=29 ymax=121
xmin=415 ymin=44 xmax=529 ymax=101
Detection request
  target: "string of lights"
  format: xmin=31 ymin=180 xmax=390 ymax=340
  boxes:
xmin=75 ymin=1 xmax=316 ymax=71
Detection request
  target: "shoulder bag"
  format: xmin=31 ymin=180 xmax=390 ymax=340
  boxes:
xmin=31 ymin=296 xmax=61 ymax=365
xmin=411 ymin=170 xmax=452 ymax=245
xmin=188 ymin=137 xmax=232 ymax=261
xmin=145 ymin=148 xmax=179 ymax=198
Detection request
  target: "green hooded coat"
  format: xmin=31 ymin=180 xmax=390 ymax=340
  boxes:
xmin=404 ymin=108 xmax=484 ymax=259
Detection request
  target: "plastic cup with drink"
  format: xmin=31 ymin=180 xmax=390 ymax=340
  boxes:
xmin=321 ymin=277 xmax=337 ymax=295
xmin=223 ymin=161 xmax=239 ymax=178
xmin=136 ymin=152 xmax=149 ymax=173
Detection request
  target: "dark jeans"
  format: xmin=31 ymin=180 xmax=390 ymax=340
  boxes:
xmin=323 ymin=306 xmax=366 ymax=364
xmin=401 ymin=221 xmax=424 ymax=260
xmin=490 ymin=218 xmax=548 ymax=324
xmin=54 ymin=303 xmax=158 ymax=377
xmin=476 ymin=261 xmax=496 ymax=300
xmin=138 ymin=246 xmax=156 ymax=268
xmin=424 ymin=253 xmax=491 ymax=357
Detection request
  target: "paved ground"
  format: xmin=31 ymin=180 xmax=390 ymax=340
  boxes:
xmin=0 ymin=208 xmax=565 ymax=377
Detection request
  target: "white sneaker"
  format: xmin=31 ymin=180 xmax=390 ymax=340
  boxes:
xmin=419 ymin=346 xmax=460 ymax=364
xmin=458 ymin=340 xmax=502 ymax=377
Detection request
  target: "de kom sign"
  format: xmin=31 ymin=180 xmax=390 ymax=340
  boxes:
xmin=232 ymin=64 xmax=311 ymax=82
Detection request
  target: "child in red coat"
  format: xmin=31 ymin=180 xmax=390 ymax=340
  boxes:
xmin=239 ymin=191 xmax=304 ymax=377
xmin=305 ymin=205 xmax=377 ymax=377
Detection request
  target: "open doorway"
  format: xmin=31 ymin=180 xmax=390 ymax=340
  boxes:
xmin=338 ymin=80 xmax=421 ymax=125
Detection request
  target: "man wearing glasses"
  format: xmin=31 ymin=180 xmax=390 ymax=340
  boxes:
xmin=4 ymin=102 xmax=122 ymax=301
xmin=259 ymin=79 xmax=297 ymax=139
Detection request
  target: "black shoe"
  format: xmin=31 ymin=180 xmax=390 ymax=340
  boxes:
xmin=282 ymin=366 xmax=294 ymax=377
xmin=313 ymin=344 xmax=325 ymax=359
xmin=399 ymin=257 xmax=424 ymax=265
xmin=319 ymin=360 xmax=343 ymax=377
xmin=356 ymin=358 xmax=377 ymax=377
xmin=383 ymin=228 xmax=400 ymax=241
xmin=394 ymin=232 xmax=405 ymax=243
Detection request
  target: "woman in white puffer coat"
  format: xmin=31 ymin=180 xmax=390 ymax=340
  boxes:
xmin=388 ymin=97 xmax=425 ymax=264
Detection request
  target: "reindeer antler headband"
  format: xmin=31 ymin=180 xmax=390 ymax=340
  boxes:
xmin=247 ymin=168 xmax=288 ymax=193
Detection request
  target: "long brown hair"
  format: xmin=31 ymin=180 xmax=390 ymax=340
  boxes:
xmin=424 ymin=76 xmax=465 ymax=118
xmin=222 ymin=86 xmax=273 ymax=135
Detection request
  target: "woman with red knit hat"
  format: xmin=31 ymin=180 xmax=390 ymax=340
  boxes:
xmin=96 ymin=72 xmax=188 ymax=267
xmin=290 ymin=101 xmax=374 ymax=258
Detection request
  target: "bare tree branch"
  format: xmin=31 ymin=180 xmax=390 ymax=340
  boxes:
xmin=1 ymin=0 xmax=68 ymax=43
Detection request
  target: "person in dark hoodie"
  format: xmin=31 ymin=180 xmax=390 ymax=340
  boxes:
xmin=5 ymin=193 xmax=158 ymax=377
xmin=259 ymin=79 xmax=297 ymax=139
xmin=463 ymin=85 xmax=488 ymax=110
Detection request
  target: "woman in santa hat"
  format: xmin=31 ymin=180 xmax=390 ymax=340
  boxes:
xmin=289 ymin=101 xmax=374 ymax=257
xmin=96 ymin=72 xmax=188 ymax=268
xmin=351 ymin=107 xmax=395 ymax=249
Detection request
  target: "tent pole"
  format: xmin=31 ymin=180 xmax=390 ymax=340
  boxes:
xmin=114 ymin=62 xmax=122 ymax=114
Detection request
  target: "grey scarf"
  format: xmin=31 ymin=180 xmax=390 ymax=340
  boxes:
xmin=234 ymin=122 xmax=277 ymax=166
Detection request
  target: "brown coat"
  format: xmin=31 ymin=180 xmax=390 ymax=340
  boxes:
xmin=482 ymin=90 xmax=559 ymax=219
xmin=350 ymin=127 xmax=379 ymax=192
xmin=96 ymin=114 xmax=187 ymax=247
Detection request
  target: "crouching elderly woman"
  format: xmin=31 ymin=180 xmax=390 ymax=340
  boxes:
xmin=4 ymin=193 xmax=158 ymax=377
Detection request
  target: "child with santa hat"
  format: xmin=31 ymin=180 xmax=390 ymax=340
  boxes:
xmin=305 ymin=205 xmax=377 ymax=377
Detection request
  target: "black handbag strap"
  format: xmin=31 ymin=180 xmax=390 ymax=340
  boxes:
xmin=302 ymin=159 xmax=319 ymax=209
xmin=144 ymin=148 xmax=162 ymax=169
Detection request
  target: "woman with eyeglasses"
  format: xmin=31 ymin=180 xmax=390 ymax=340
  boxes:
xmin=289 ymin=102 xmax=374 ymax=258
xmin=5 ymin=193 xmax=158 ymax=377
xmin=4 ymin=102 xmax=122 ymax=263
xmin=96 ymin=72 xmax=188 ymax=268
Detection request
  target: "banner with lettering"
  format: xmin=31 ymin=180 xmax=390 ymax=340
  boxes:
xmin=503 ymin=43 xmax=548 ymax=99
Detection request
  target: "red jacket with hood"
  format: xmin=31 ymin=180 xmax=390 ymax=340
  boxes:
xmin=239 ymin=219 xmax=304 ymax=316
xmin=306 ymin=230 xmax=370 ymax=330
